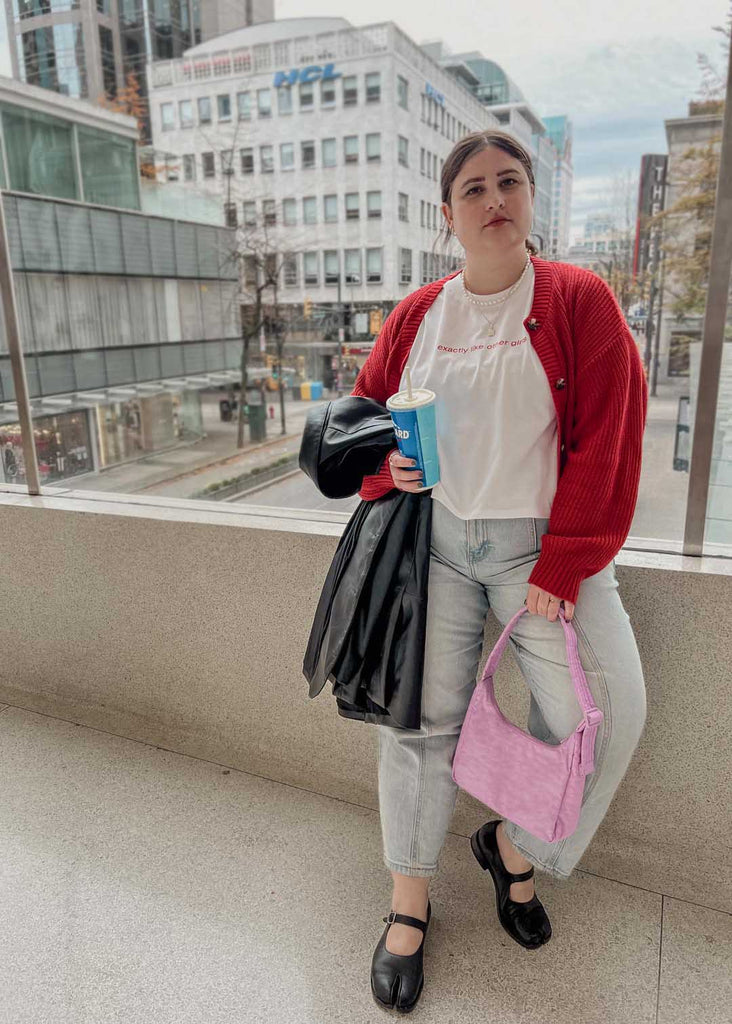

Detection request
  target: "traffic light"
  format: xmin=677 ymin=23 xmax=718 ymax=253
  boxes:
xmin=303 ymin=297 xmax=313 ymax=319
xmin=370 ymin=308 xmax=383 ymax=335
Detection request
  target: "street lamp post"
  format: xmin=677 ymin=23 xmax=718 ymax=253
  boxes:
xmin=336 ymin=273 xmax=344 ymax=397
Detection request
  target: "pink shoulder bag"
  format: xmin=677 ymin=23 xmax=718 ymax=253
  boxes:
xmin=451 ymin=604 xmax=603 ymax=844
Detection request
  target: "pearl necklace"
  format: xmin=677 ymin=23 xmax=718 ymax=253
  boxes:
xmin=460 ymin=255 xmax=531 ymax=336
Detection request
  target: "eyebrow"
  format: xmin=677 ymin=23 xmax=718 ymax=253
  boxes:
xmin=459 ymin=170 xmax=520 ymax=189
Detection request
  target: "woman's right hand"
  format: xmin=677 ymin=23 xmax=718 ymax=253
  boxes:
xmin=388 ymin=450 xmax=424 ymax=492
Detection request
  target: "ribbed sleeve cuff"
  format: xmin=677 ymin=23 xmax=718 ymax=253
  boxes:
xmin=358 ymin=446 xmax=398 ymax=501
xmin=527 ymin=547 xmax=588 ymax=607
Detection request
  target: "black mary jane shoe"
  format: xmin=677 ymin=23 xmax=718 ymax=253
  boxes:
xmin=370 ymin=901 xmax=432 ymax=1014
xmin=471 ymin=820 xmax=552 ymax=950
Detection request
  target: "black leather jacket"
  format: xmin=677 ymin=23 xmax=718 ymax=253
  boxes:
xmin=299 ymin=397 xmax=432 ymax=730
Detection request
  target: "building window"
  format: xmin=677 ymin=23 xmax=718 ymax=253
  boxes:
xmin=224 ymin=202 xmax=237 ymax=228
xmin=283 ymin=198 xmax=297 ymax=225
xmin=323 ymin=194 xmax=338 ymax=222
xmin=365 ymin=72 xmax=381 ymax=103
xmin=301 ymin=140 xmax=316 ymax=169
xmin=240 ymin=147 xmax=254 ymax=174
xmin=322 ymin=137 xmax=336 ymax=166
xmin=243 ymin=255 xmax=257 ymax=285
xmin=345 ymin=193 xmax=359 ymax=220
xmin=324 ymin=250 xmax=339 ymax=285
xmin=198 ymin=96 xmax=211 ymax=124
xmin=321 ymin=77 xmax=336 ymax=105
xmin=367 ymin=191 xmax=382 ymax=219
xmin=257 ymin=88 xmax=271 ymax=117
xmin=344 ymin=135 xmax=358 ymax=164
xmin=342 ymin=75 xmax=357 ymax=105
xmin=303 ymin=251 xmax=318 ymax=285
xmin=299 ymin=80 xmax=314 ymax=110
xmin=202 ymin=151 xmax=215 ymax=177
xmin=183 ymin=154 xmax=195 ymax=181
xmin=397 ymin=75 xmax=408 ymax=110
xmin=280 ymin=142 xmax=294 ymax=170
xmin=432 ymin=153 xmax=437 ymax=179
xmin=220 ymin=149 xmax=233 ymax=175
xmin=217 ymin=94 xmax=231 ymax=120
xmin=303 ymin=196 xmax=317 ymax=224
xmin=420 ymin=200 xmax=424 ymax=227
xmin=99 ymin=23 xmax=115 ymax=98
xmin=420 ymin=147 xmax=425 ymax=176
xmin=398 ymin=135 xmax=408 ymax=167
xmin=263 ymin=199 xmax=276 ymax=226
xmin=366 ymin=133 xmax=381 ymax=162
xmin=260 ymin=145 xmax=274 ymax=173
xmin=421 ymin=251 xmax=429 ymax=284
xmin=398 ymin=192 xmax=409 ymax=222
xmin=283 ymin=254 xmax=298 ymax=286
xmin=400 ymin=248 xmax=412 ymax=284
xmin=277 ymin=85 xmax=293 ymax=115
xmin=179 ymin=99 xmax=193 ymax=127
xmin=237 ymin=91 xmax=251 ymax=120
xmin=243 ymin=201 xmax=256 ymax=226
xmin=161 ymin=103 xmax=174 ymax=130
xmin=345 ymin=248 xmax=361 ymax=284
xmin=366 ymin=248 xmax=382 ymax=283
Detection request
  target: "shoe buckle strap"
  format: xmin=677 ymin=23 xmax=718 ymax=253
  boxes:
xmin=505 ymin=866 xmax=535 ymax=883
xmin=384 ymin=910 xmax=428 ymax=932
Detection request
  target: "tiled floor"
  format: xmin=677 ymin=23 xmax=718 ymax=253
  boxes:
xmin=1 ymin=703 xmax=729 ymax=1024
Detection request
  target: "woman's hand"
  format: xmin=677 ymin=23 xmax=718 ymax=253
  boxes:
xmin=526 ymin=583 xmax=575 ymax=622
xmin=388 ymin=451 xmax=425 ymax=493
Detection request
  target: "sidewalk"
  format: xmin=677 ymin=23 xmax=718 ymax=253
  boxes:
xmin=65 ymin=392 xmax=332 ymax=501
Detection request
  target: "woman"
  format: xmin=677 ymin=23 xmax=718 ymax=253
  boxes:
xmin=353 ymin=130 xmax=648 ymax=1013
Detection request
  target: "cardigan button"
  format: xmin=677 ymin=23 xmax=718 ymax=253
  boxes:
xmin=555 ymin=378 xmax=566 ymax=390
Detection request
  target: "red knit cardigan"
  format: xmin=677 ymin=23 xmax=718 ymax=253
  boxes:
xmin=350 ymin=256 xmax=648 ymax=606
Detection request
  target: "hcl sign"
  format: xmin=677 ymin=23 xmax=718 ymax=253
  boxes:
xmin=273 ymin=64 xmax=342 ymax=87
xmin=426 ymin=82 xmax=445 ymax=106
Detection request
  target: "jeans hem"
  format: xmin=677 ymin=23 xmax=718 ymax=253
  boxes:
xmin=384 ymin=858 xmax=439 ymax=878
xmin=499 ymin=826 xmax=573 ymax=881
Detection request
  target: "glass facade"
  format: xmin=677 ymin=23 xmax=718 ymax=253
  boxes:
xmin=18 ymin=22 xmax=87 ymax=98
xmin=1 ymin=104 xmax=78 ymax=199
xmin=12 ymin=1 xmax=80 ymax=17
xmin=99 ymin=25 xmax=117 ymax=99
xmin=0 ymin=102 xmax=140 ymax=208
xmin=78 ymin=126 xmax=139 ymax=209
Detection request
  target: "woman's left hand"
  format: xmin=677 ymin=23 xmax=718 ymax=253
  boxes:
xmin=526 ymin=584 xmax=575 ymax=622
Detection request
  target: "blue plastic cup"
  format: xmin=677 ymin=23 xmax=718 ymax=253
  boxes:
xmin=386 ymin=387 xmax=440 ymax=489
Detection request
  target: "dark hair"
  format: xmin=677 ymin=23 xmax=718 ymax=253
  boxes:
xmin=434 ymin=129 xmax=539 ymax=261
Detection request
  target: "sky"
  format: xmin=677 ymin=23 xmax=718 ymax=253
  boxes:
xmin=0 ymin=0 xmax=729 ymax=241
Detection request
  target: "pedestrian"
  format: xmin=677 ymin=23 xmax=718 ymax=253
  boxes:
xmin=356 ymin=129 xmax=648 ymax=1013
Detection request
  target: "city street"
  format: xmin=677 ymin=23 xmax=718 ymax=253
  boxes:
xmin=235 ymin=379 xmax=691 ymax=545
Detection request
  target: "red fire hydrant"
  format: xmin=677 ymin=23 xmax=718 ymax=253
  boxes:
xmin=269 ymin=405 xmax=275 ymax=419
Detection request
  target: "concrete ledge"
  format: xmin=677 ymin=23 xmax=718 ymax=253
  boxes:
xmin=0 ymin=488 xmax=729 ymax=911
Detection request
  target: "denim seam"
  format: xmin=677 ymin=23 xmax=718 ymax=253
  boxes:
xmin=408 ymin=732 xmax=428 ymax=868
xmin=543 ymin=610 xmax=614 ymax=875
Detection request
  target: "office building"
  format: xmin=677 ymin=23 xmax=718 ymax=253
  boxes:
xmin=543 ymin=114 xmax=573 ymax=259
xmin=0 ymin=76 xmax=239 ymax=486
xmin=3 ymin=0 xmax=274 ymax=140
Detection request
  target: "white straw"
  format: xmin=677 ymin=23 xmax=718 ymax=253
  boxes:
xmin=406 ymin=364 xmax=413 ymax=402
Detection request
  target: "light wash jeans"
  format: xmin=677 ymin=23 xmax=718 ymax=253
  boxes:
xmin=377 ymin=499 xmax=647 ymax=881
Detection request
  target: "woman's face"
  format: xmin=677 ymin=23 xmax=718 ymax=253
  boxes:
xmin=441 ymin=145 xmax=535 ymax=256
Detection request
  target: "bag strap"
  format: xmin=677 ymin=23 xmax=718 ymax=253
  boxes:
xmin=479 ymin=605 xmax=603 ymax=774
